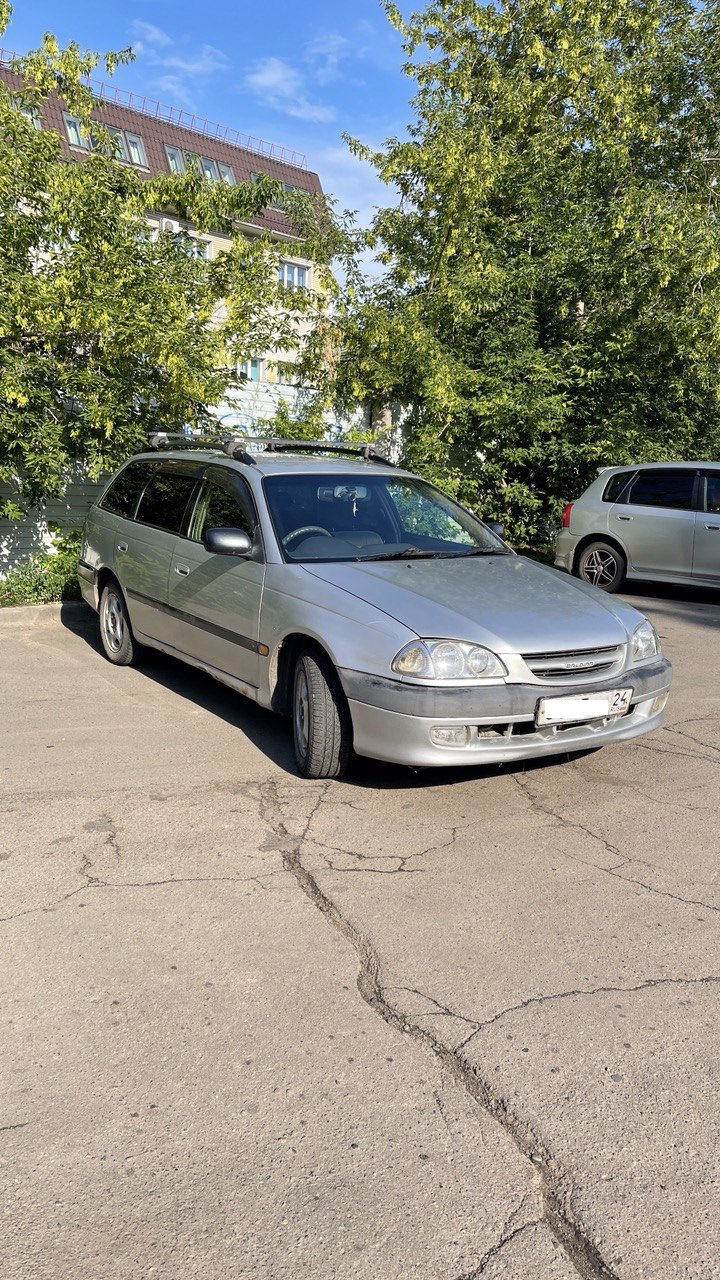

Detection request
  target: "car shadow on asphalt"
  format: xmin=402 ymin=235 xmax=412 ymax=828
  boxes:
xmin=54 ymin=601 xmax=651 ymax=793
xmin=620 ymin=580 xmax=720 ymax=630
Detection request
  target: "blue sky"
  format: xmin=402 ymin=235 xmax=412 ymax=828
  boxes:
xmin=3 ymin=0 xmax=415 ymax=232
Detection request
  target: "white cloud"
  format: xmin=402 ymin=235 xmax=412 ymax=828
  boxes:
xmin=130 ymin=21 xmax=172 ymax=48
xmin=151 ymin=75 xmax=196 ymax=108
xmin=304 ymin=32 xmax=351 ymax=86
xmin=129 ymin=24 xmax=230 ymax=108
xmin=244 ymin=56 xmax=336 ymax=124
xmin=159 ymin=45 xmax=229 ymax=77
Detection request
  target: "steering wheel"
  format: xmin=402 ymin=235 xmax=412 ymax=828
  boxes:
xmin=282 ymin=525 xmax=332 ymax=551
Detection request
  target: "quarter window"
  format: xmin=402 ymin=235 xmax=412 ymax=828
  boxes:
xmin=602 ymin=471 xmax=635 ymax=503
xmin=135 ymin=472 xmax=200 ymax=534
xmin=627 ymin=471 xmax=695 ymax=511
xmin=98 ymin=462 xmax=152 ymax=519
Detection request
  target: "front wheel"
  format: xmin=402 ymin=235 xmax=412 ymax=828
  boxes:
xmin=99 ymin=582 xmax=140 ymax=666
xmin=292 ymin=649 xmax=352 ymax=779
xmin=576 ymin=541 xmax=626 ymax=592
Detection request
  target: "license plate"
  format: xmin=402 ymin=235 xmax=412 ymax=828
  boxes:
xmin=536 ymin=687 xmax=633 ymax=726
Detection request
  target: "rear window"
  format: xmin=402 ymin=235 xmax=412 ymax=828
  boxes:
xmin=602 ymin=471 xmax=635 ymax=504
xmin=135 ymin=471 xmax=199 ymax=534
xmin=627 ymin=470 xmax=695 ymax=511
xmin=98 ymin=461 xmax=152 ymax=518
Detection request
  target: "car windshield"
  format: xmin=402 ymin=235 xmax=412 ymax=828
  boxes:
xmin=262 ymin=472 xmax=510 ymax=563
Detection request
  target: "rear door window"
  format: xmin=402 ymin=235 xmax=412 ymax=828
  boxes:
xmin=98 ymin=461 xmax=153 ymax=518
xmin=135 ymin=471 xmax=200 ymax=534
xmin=626 ymin=471 xmax=696 ymax=511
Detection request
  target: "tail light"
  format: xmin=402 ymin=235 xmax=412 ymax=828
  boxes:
xmin=561 ymin=502 xmax=573 ymax=528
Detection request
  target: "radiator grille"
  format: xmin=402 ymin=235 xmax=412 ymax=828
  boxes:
xmin=521 ymin=644 xmax=625 ymax=682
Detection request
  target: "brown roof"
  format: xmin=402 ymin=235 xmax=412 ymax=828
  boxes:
xmin=0 ymin=64 xmax=323 ymax=237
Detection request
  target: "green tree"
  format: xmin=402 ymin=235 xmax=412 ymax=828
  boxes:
xmin=0 ymin=8 xmax=353 ymax=514
xmin=336 ymin=0 xmax=720 ymax=540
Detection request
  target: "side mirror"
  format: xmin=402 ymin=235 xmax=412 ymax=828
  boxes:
xmin=489 ymin=522 xmax=505 ymax=541
xmin=203 ymin=527 xmax=253 ymax=557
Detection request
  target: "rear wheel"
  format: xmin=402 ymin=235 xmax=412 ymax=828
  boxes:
xmin=292 ymin=649 xmax=352 ymax=779
xmin=99 ymin=582 xmax=140 ymax=666
xmin=576 ymin=541 xmax=626 ymax=592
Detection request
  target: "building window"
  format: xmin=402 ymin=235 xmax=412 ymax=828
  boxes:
xmin=251 ymin=172 xmax=299 ymax=210
xmin=172 ymin=233 xmax=211 ymax=260
xmin=88 ymin=126 xmax=147 ymax=167
xmin=105 ymin=127 xmax=128 ymax=161
xmin=64 ymin=113 xmax=89 ymax=150
xmin=278 ymin=261 xmax=308 ymax=291
xmin=125 ymin=133 xmax=148 ymax=167
xmin=165 ymin=144 xmax=184 ymax=174
xmin=239 ymin=358 xmax=264 ymax=382
xmin=165 ymin=146 xmax=228 ymax=182
xmin=13 ymin=96 xmax=41 ymax=129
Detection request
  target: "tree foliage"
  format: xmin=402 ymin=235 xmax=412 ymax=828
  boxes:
xmin=0 ymin=11 xmax=353 ymax=513
xmin=336 ymin=0 xmax=720 ymax=539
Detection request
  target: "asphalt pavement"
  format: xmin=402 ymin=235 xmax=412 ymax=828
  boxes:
xmin=1 ymin=580 xmax=718 ymax=1280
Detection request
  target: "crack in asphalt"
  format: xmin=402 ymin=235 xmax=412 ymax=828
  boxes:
xmin=0 ymin=870 xmax=282 ymax=924
xmin=299 ymin=813 xmax=466 ymax=877
xmin=512 ymin=774 xmax=720 ymax=916
xmin=386 ymin=985 xmax=482 ymax=1029
xmin=454 ymin=1218 xmax=544 ymax=1279
xmin=250 ymin=777 xmax=619 ymax=1280
xmin=457 ymin=973 xmax=720 ymax=1050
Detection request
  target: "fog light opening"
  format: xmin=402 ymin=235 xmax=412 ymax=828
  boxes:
xmin=650 ymin=692 xmax=669 ymax=715
xmin=430 ymin=725 xmax=470 ymax=748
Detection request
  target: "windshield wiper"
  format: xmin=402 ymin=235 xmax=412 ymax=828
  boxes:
xmin=357 ymin=546 xmax=510 ymax=562
xmin=452 ymin=547 xmax=511 ymax=557
xmin=356 ymin=547 xmax=445 ymax=561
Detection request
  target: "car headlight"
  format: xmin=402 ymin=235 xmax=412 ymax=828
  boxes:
xmin=631 ymin=620 xmax=660 ymax=663
xmin=391 ymin=640 xmax=508 ymax=681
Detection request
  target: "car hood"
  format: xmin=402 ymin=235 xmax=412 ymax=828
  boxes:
xmin=303 ymin=555 xmax=639 ymax=654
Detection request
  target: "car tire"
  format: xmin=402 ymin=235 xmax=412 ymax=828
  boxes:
xmin=99 ymin=581 xmax=140 ymax=666
xmin=292 ymin=649 xmax=352 ymax=779
xmin=576 ymin=541 xmax=626 ymax=592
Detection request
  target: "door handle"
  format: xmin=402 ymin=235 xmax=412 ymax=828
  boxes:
xmin=616 ymin=515 xmax=633 ymax=522
xmin=175 ymin=564 xmax=190 ymax=576
xmin=117 ymin=542 xmax=128 ymax=553
xmin=705 ymin=523 xmax=720 ymax=531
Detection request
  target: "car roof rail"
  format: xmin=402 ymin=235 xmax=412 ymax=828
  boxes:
xmin=141 ymin=430 xmax=224 ymax=453
xmin=222 ymin=437 xmax=395 ymax=466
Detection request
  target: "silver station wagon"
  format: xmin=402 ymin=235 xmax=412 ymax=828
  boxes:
xmin=78 ymin=437 xmax=672 ymax=778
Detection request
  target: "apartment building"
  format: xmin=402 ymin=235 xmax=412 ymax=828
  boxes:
xmin=0 ymin=58 xmax=327 ymax=430
xmin=0 ymin=60 xmax=337 ymax=568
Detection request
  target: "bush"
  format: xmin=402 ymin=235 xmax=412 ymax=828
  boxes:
xmin=0 ymin=531 xmax=82 ymax=606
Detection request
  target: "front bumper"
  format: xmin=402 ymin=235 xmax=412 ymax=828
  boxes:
xmin=340 ymin=658 xmax=672 ymax=768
